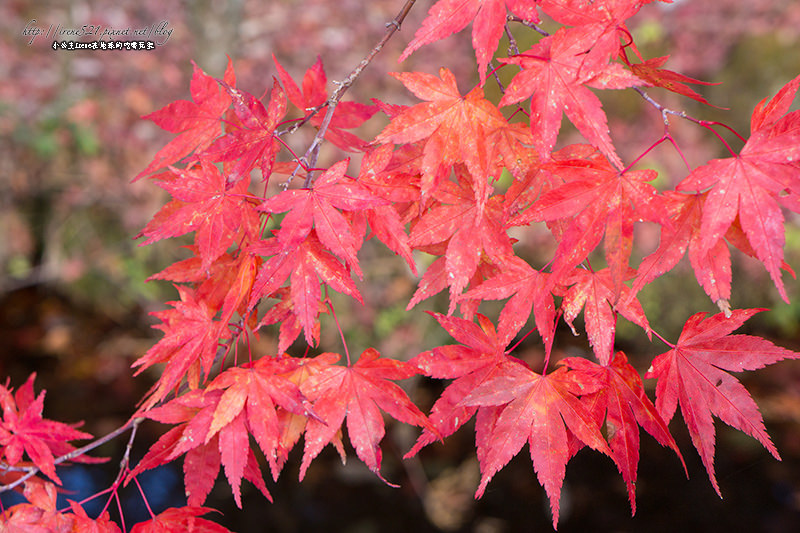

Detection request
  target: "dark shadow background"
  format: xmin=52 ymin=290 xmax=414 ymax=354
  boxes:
xmin=2 ymin=1 xmax=800 ymax=531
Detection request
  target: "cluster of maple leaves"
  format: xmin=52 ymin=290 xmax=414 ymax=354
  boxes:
xmin=3 ymin=0 xmax=800 ymax=530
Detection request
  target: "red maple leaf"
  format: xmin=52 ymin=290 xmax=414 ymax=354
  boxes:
xmin=559 ymin=266 xmax=650 ymax=365
xmin=629 ymin=192 xmax=733 ymax=311
xmin=135 ymin=59 xmax=235 ymax=180
xmin=353 ymin=144 xmax=418 ymax=273
xmin=130 ymin=386 xmax=275 ymax=508
xmin=257 ymin=159 xmax=387 ymax=278
xmin=676 ymin=74 xmax=800 ymax=303
xmin=460 ymin=358 xmax=611 ymax=527
xmin=461 ymin=255 xmax=556 ymax=351
xmin=67 ymin=499 xmax=122 ymax=532
xmin=130 ymin=506 xmax=232 ymax=533
xmin=271 ymin=352 xmax=346 ymax=477
xmin=625 ymin=54 xmax=718 ymax=106
xmin=203 ymin=357 xmax=317 ymax=482
xmin=255 ymin=287 xmax=325 ymax=354
xmin=0 ymin=374 xmax=94 ymax=484
xmin=132 ymin=286 xmax=230 ymax=408
xmin=512 ymin=146 xmax=665 ymax=294
xmin=405 ymin=312 xmax=521 ymax=457
xmin=246 ymin=232 xmax=361 ymax=346
xmin=136 ymin=159 xmax=259 ymax=270
xmin=499 ymin=26 xmax=644 ymax=168
xmin=406 ymin=253 xmax=504 ymax=319
xmin=0 ymin=479 xmax=77 ymax=532
xmin=273 ymin=55 xmax=376 ymax=152
xmin=202 ymin=78 xmax=287 ymax=185
xmin=626 ymin=192 xmax=794 ymax=315
xmin=375 ymin=68 xmax=524 ymax=200
xmin=645 ymin=309 xmax=799 ymax=496
xmin=562 ymin=352 xmax=683 ymax=514
xmin=298 ymin=349 xmax=431 ymax=483
xmin=539 ymin=0 xmax=644 ymax=27
xmin=147 ymin=248 xmax=261 ymax=327
xmin=407 ymin=174 xmax=514 ymax=310
xmin=398 ymin=0 xmax=540 ymax=84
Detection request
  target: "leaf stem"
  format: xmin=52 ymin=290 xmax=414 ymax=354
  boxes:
xmin=651 ymin=328 xmax=675 ymax=349
xmin=325 ymin=296 xmax=351 ymax=366
xmin=633 ymin=87 xmax=744 ymax=160
xmin=506 ymin=326 xmax=537 ymax=354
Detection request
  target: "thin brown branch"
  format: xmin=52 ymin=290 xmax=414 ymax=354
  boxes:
xmin=507 ymin=14 xmax=550 ymax=37
xmin=297 ymin=0 xmax=418 ymax=188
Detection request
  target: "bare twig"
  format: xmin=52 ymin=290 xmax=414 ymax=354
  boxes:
xmin=507 ymin=14 xmax=550 ymax=37
xmin=294 ymin=0 xmax=417 ymax=188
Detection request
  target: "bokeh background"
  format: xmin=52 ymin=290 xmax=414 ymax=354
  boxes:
xmin=2 ymin=1 xmax=800 ymax=531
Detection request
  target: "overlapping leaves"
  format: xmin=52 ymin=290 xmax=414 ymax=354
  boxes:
xmin=95 ymin=5 xmax=800 ymax=531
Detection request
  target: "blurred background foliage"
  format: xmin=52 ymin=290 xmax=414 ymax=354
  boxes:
xmin=2 ymin=1 xmax=800 ymax=531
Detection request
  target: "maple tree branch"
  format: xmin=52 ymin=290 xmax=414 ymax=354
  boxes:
xmin=490 ymin=59 xmax=507 ymax=94
xmin=119 ymin=415 xmax=143 ymax=474
xmin=295 ymin=0 xmax=417 ymax=188
xmin=504 ymin=22 xmax=522 ymax=56
xmin=507 ymin=14 xmax=550 ymax=37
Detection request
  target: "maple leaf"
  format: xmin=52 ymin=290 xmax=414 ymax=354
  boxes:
xmin=461 ymin=255 xmax=556 ymax=352
xmin=66 ymin=500 xmax=122 ymax=533
xmin=131 ymin=388 xmax=273 ymax=508
xmin=0 ymin=374 xmax=93 ymax=484
xmin=135 ymin=59 xmax=235 ymax=180
xmin=407 ymin=175 xmax=514 ymax=310
xmin=499 ymin=26 xmax=644 ymax=168
xmin=502 ymin=144 xmax=567 ymax=218
xmin=460 ymin=359 xmax=611 ymax=527
xmin=375 ymin=68 xmax=523 ymax=200
xmin=562 ymin=352 xmax=683 ymax=514
xmin=353 ymin=144 xmax=418 ymax=273
xmin=398 ymin=0 xmax=540 ymax=84
xmin=148 ymin=248 xmax=263 ymax=328
xmin=202 ymin=78 xmax=287 ymax=185
xmin=539 ymin=0 xmax=645 ymax=27
xmin=629 ymin=191 xmax=733 ymax=310
xmin=130 ymin=507 xmax=232 ymax=533
xmin=298 ymin=349 xmax=431 ymax=483
xmin=676 ymin=74 xmax=800 ymax=303
xmin=203 ymin=357 xmax=317 ymax=481
xmin=0 ymin=479 xmax=75 ymax=532
xmin=136 ymin=159 xmax=260 ymax=270
xmin=405 ymin=312 xmax=521 ymax=457
xmin=247 ymin=232 xmax=361 ymax=346
xmin=132 ymin=286 xmax=230 ymax=408
xmin=257 ymin=159 xmax=387 ymax=278
xmin=273 ymin=55 xmax=376 ymax=151
xmin=559 ymin=266 xmax=651 ymax=365
xmin=216 ymin=250 xmax=260 ymax=325
xmin=355 ymin=144 xmax=421 ymax=206
xmin=256 ymin=287 xmax=325 ymax=354
xmin=272 ymin=352 xmax=346 ymax=477
xmin=625 ymin=54 xmax=718 ymax=106
xmin=645 ymin=309 xmax=800 ymax=496
xmin=512 ymin=147 xmax=665 ymax=294
xmin=626 ymin=192 xmax=793 ymax=315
